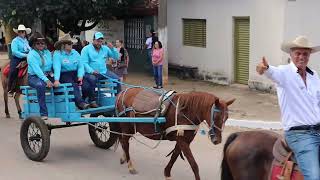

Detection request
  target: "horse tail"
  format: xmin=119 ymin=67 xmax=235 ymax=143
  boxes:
xmin=221 ymin=132 xmax=239 ymax=180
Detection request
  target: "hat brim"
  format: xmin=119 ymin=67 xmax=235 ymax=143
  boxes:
xmin=54 ymin=39 xmax=77 ymax=50
xmin=281 ymin=42 xmax=320 ymax=54
xmin=13 ymin=28 xmax=31 ymax=34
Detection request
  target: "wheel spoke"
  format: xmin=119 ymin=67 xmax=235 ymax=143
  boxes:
xmin=95 ymin=122 xmax=111 ymax=142
xmin=27 ymin=122 xmax=43 ymax=153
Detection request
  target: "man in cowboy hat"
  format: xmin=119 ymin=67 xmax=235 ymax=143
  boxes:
xmin=8 ymin=24 xmax=32 ymax=95
xmin=257 ymin=35 xmax=320 ymax=180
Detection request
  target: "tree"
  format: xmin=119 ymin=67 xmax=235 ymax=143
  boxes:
xmin=0 ymin=0 xmax=138 ymax=34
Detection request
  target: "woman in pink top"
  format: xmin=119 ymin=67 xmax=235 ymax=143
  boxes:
xmin=152 ymin=41 xmax=164 ymax=89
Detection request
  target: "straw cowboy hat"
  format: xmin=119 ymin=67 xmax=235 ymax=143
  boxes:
xmin=281 ymin=35 xmax=320 ymax=54
xmin=13 ymin=24 xmax=31 ymax=34
xmin=54 ymin=33 xmax=77 ymax=49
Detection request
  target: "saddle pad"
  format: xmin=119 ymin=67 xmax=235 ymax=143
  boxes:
xmin=3 ymin=64 xmax=10 ymax=77
xmin=3 ymin=62 xmax=28 ymax=78
xmin=270 ymin=163 xmax=303 ymax=180
xmin=132 ymin=89 xmax=173 ymax=115
xmin=18 ymin=66 xmax=28 ymax=78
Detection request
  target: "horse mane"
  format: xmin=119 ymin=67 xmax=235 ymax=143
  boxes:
xmin=176 ymin=92 xmax=218 ymax=122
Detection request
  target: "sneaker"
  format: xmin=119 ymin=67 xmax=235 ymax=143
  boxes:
xmin=79 ymin=103 xmax=90 ymax=110
xmin=90 ymin=102 xmax=99 ymax=108
xmin=41 ymin=116 xmax=48 ymax=120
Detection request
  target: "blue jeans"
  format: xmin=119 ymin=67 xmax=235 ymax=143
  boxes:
xmin=82 ymin=71 xmax=121 ymax=103
xmin=8 ymin=56 xmax=26 ymax=91
xmin=59 ymin=71 xmax=86 ymax=107
xmin=285 ymin=129 xmax=320 ymax=180
xmin=153 ymin=65 xmax=163 ymax=87
xmin=28 ymin=75 xmax=54 ymax=116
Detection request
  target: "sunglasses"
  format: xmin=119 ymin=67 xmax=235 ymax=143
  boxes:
xmin=64 ymin=42 xmax=72 ymax=45
xmin=35 ymin=42 xmax=45 ymax=45
xmin=18 ymin=30 xmax=25 ymax=33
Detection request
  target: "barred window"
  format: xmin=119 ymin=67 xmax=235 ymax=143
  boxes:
xmin=183 ymin=19 xmax=206 ymax=48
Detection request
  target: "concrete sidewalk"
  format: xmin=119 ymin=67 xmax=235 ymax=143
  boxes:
xmin=125 ymin=72 xmax=281 ymax=123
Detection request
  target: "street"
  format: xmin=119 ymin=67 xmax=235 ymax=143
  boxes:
xmin=0 ymin=116 xmax=253 ymax=180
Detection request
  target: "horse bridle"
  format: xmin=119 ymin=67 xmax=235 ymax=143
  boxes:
xmin=208 ymin=104 xmax=228 ymax=138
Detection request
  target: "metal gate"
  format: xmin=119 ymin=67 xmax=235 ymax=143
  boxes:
xmin=125 ymin=18 xmax=145 ymax=50
xmin=234 ymin=17 xmax=250 ymax=84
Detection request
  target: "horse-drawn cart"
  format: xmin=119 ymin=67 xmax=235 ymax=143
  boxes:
xmin=19 ymin=79 xmax=166 ymax=161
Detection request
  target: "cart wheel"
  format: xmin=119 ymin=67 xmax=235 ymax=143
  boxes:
xmin=20 ymin=116 xmax=50 ymax=161
xmin=88 ymin=114 xmax=119 ymax=149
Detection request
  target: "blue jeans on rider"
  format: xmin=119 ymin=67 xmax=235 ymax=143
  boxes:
xmin=59 ymin=71 xmax=86 ymax=108
xmin=8 ymin=56 xmax=26 ymax=91
xmin=82 ymin=71 xmax=121 ymax=103
xmin=153 ymin=65 xmax=163 ymax=87
xmin=28 ymin=74 xmax=54 ymax=116
xmin=285 ymin=129 xmax=320 ymax=180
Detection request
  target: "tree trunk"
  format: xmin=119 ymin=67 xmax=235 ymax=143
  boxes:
xmin=4 ymin=23 xmax=15 ymax=44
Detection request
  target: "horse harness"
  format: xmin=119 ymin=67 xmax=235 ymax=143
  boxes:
xmin=116 ymin=89 xmax=223 ymax=138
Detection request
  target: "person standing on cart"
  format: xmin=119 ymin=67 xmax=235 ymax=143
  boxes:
xmin=27 ymin=32 xmax=53 ymax=120
xmin=53 ymin=33 xmax=90 ymax=110
xmin=81 ymin=32 xmax=120 ymax=108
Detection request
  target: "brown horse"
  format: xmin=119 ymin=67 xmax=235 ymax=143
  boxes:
xmin=221 ymin=130 xmax=281 ymax=180
xmin=1 ymin=61 xmax=28 ymax=119
xmin=116 ymin=87 xmax=235 ymax=180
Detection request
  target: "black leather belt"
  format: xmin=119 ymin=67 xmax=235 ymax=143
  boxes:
xmin=289 ymin=124 xmax=320 ymax=131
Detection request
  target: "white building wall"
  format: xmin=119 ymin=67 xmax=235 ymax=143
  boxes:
xmin=283 ymin=0 xmax=320 ymax=74
xmin=168 ymin=0 xmax=286 ymax=88
xmin=85 ymin=20 xmax=124 ymax=44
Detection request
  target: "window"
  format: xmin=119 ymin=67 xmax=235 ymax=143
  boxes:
xmin=183 ymin=19 xmax=206 ymax=48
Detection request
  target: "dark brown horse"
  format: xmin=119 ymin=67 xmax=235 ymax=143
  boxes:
xmin=1 ymin=61 xmax=28 ymax=119
xmin=116 ymin=87 xmax=235 ymax=180
xmin=221 ymin=130 xmax=281 ymax=180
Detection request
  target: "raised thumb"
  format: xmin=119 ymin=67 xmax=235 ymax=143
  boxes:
xmin=262 ymin=57 xmax=268 ymax=66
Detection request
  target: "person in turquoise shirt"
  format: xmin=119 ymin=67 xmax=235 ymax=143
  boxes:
xmin=53 ymin=34 xmax=89 ymax=110
xmin=8 ymin=24 xmax=32 ymax=94
xmin=27 ymin=32 xmax=53 ymax=120
xmin=81 ymin=32 xmax=120 ymax=108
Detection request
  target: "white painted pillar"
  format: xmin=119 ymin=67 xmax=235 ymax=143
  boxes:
xmin=158 ymin=0 xmax=168 ymax=85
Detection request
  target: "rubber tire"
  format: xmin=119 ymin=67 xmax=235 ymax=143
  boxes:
xmin=88 ymin=114 xmax=119 ymax=149
xmin=20 ymin=116 xmax=50 ymax=161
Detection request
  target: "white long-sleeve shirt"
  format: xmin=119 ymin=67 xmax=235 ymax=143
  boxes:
xmin=265 ymin=62 xmax=320 ymax=130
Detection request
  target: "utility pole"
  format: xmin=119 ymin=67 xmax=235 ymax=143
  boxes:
xmin=158 ymin=0 xmax=168 ymax=85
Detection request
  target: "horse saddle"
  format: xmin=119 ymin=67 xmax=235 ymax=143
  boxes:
xmin=3 ymin=61 xmax=28 ymax=78
xmin=270 ymin=138 xmax=304 ymax=180
xmin=132 ymin=89 xmax=175 ymax=116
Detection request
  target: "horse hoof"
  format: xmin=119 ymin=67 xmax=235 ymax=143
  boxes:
xmin=5 ymin=114 xmax=10 ymax=118
xmin=120 ymin=158 xmax=126 ymax=164
xmin=129 ymin=168 xmax=138 ymax=175
xmin=165 ymin=177 xmax=172 ymax=180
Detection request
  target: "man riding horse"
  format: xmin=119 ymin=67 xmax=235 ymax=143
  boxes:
xmin=257 ymin=35 xmax=320 ymax=180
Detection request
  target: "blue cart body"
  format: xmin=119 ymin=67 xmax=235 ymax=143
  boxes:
xmin=20 ymin=79 xmax=166 ymax=124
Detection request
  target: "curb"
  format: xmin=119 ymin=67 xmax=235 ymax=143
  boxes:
xmin=226 ymin=119 xmax=282 ymax=130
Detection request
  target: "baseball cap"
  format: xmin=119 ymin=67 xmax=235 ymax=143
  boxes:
xmin=94 ymin=32 xmax=104 ymax=40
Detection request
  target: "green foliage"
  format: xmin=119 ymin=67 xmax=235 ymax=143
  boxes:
xmin=0 ymin=0 xmax=138 ymax=33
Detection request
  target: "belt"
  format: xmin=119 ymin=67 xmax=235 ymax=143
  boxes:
xmin=289 ymin=124 xmax=320 ymax=131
